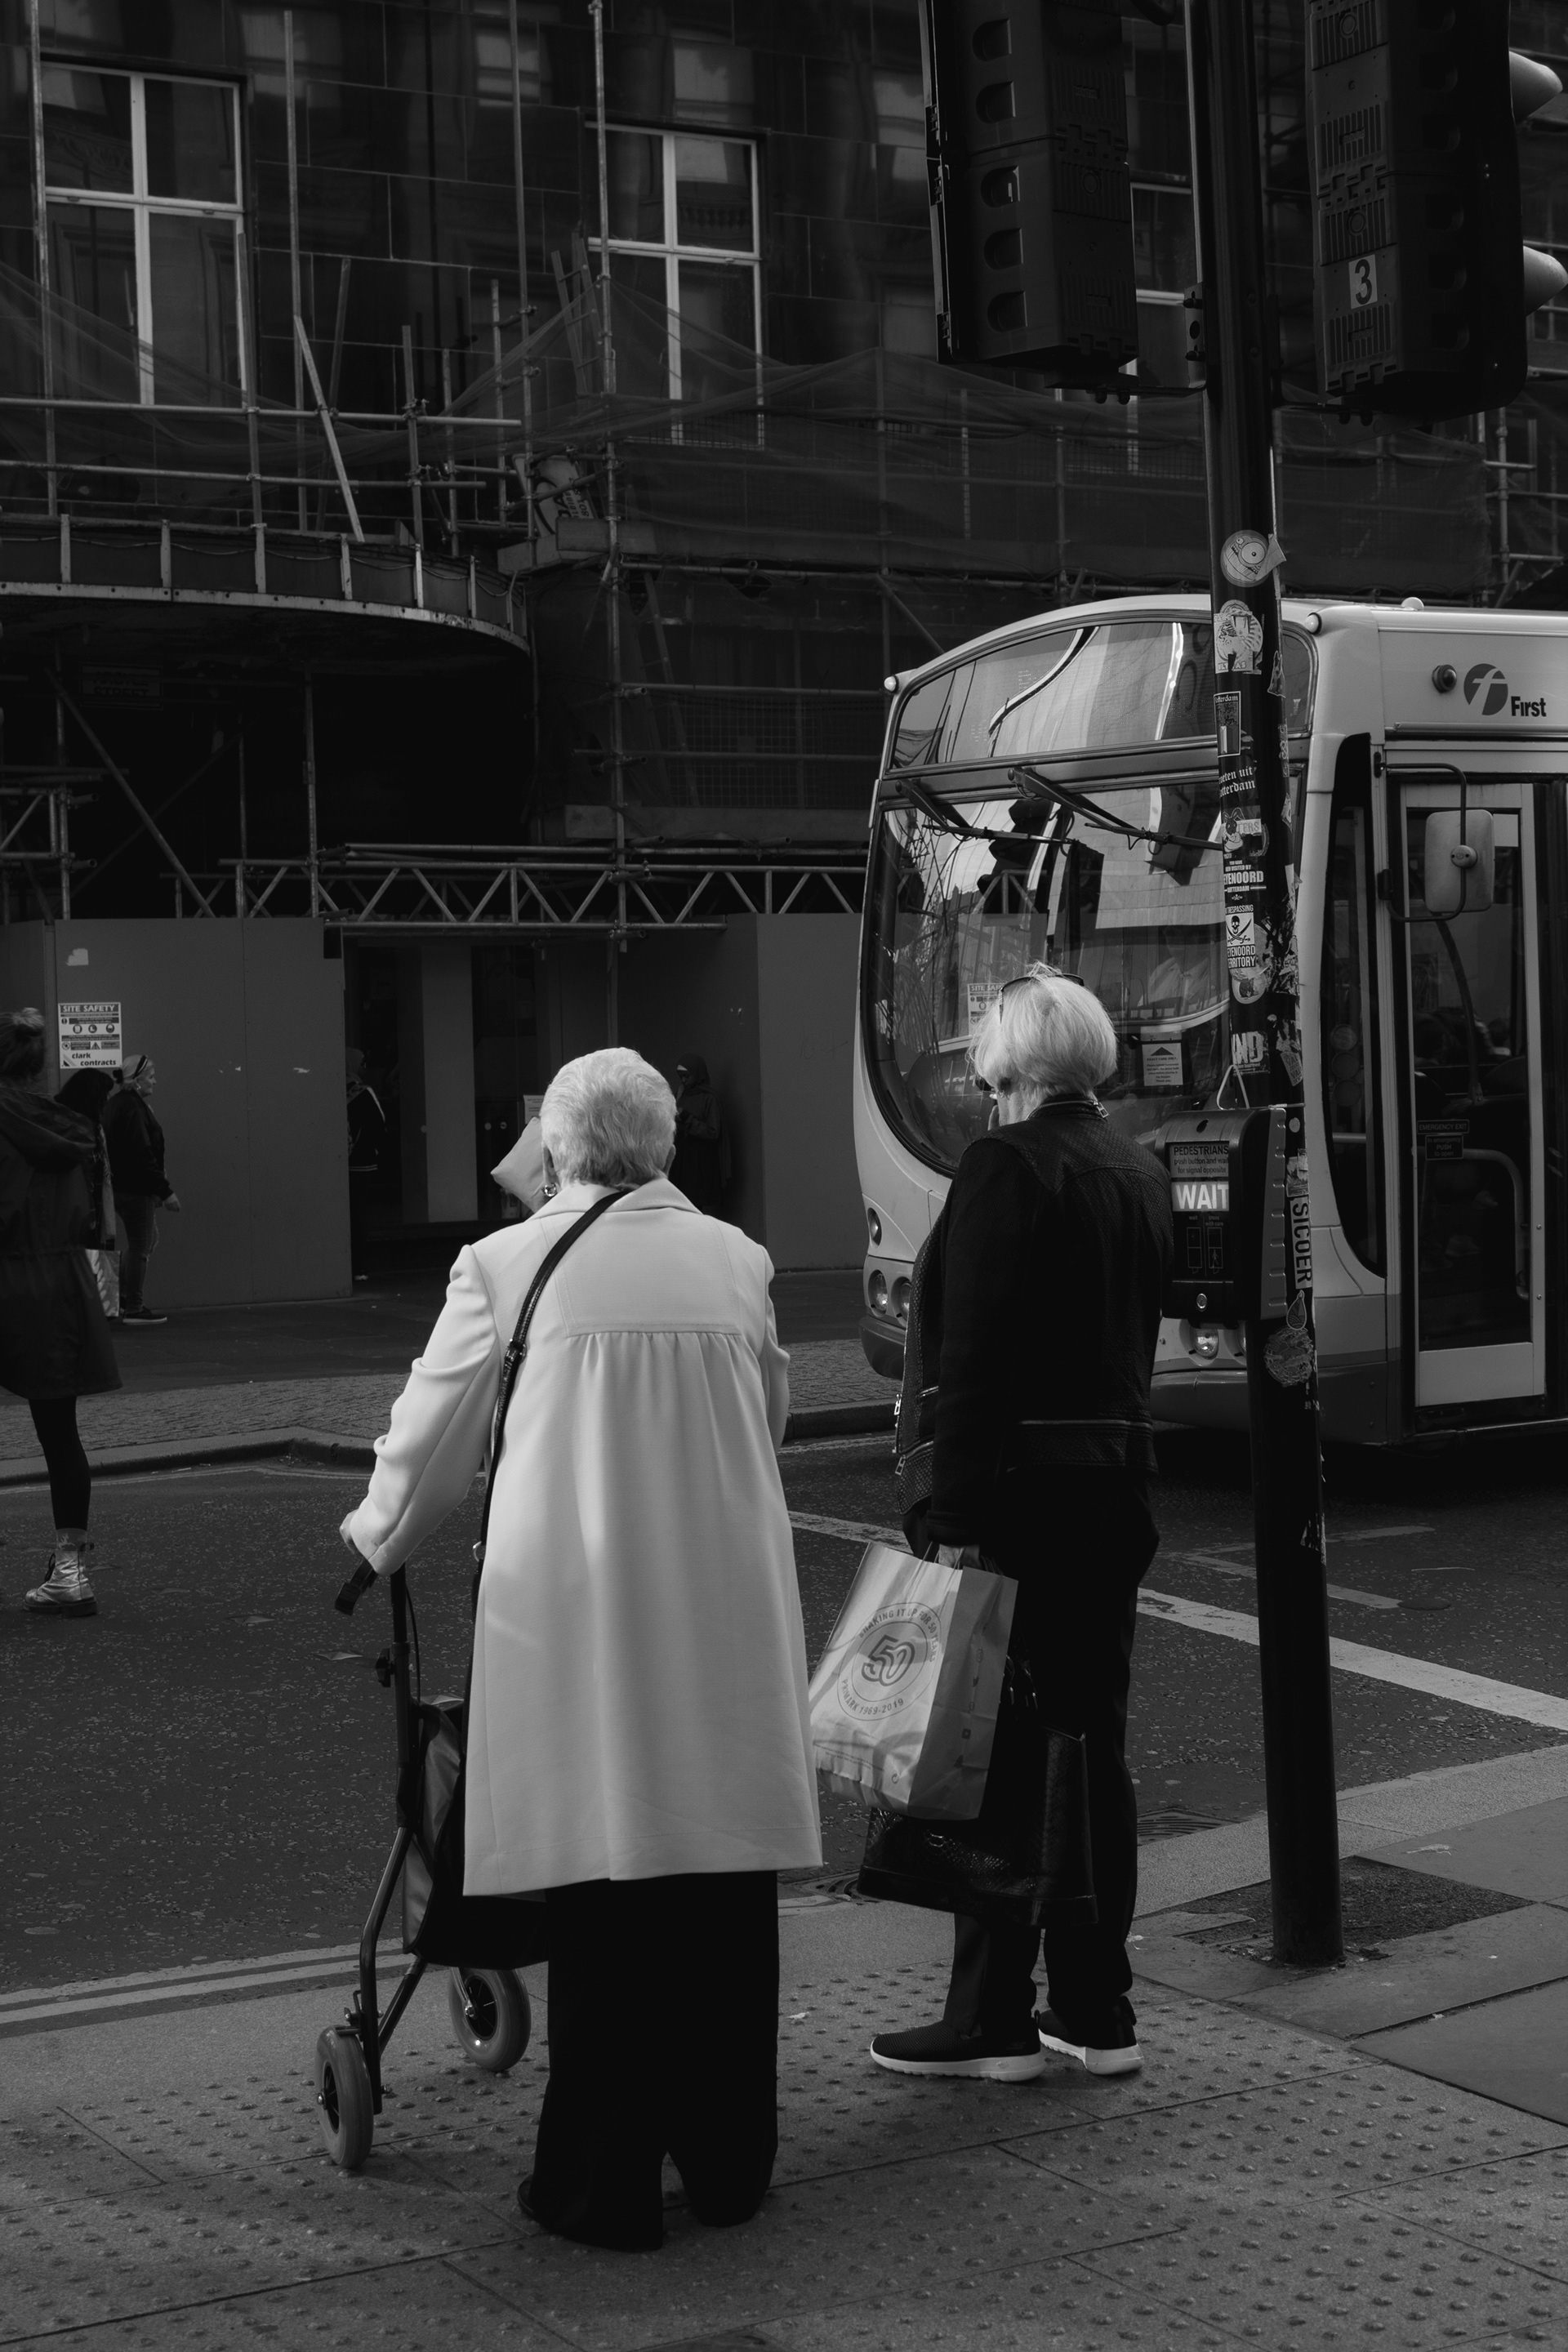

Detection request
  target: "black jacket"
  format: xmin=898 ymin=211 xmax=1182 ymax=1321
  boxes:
xmin=901 ymin=1098 xmax=1171 ymax=1558
xmin=104 ymin=1087 xmax=172 ymax=1201
xmin=0 ymin=1083 xmax=120 ymax=1401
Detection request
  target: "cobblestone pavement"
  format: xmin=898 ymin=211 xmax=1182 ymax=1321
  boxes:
xmin=0 ymin=1339 xmax=889 ymax=1463
xmin=1 ymin=1898 xmax=1563 ymax=2350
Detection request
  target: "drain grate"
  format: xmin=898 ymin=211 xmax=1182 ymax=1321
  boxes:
xmin=1181 ymin=1856 xmax=1529 ymax=1959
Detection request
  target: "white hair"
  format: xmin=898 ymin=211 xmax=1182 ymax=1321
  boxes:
xmin=970 ymin=964 xmax=1118 ymax=1099
xmin=540 ymin=1047 xmax=676 ymax=1187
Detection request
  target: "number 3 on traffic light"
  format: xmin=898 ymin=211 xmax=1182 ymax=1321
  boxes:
xmin=1349 ymin=254 xmax=1378 ymax=310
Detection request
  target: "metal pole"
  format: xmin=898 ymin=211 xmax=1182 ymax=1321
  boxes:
xmin=284 ymin=10 xmax=307 ymax=531
xmin=237 ymin=728 xmax=247 ymax=915
xmin=492 ymin=278 xmax=506 ymax=521
xmin=304 ymin=674 xmax=320 ymax=917
xmin=590 ymin=0 xmax=624 ymax=1033
xmin=27 ymin=0 xmax=56 ymax=519
xmin=1187 ymin=0 xmax=1342 ymax=1967
xmin=509 ymin=0 xmax=536 ymax=537
xmin=589 ymin=0 xmax=613 ymax=384
xmin=402 ymin=324 xmax=423 ymax=549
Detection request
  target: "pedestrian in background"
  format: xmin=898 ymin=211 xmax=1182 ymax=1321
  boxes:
xmin=671 ymin=1053 xmax=729 ymax=1215
xmin=58 ymin=1068 xmax=119 ymax=1323
xmin=870 ymin=965 xmax=1172 ymax=2083
xmin=345 ymin=1046 xmax=385 ymax=1283
xmin=104 ymin=1052 xmax=180 ymax=1327
xmin=0 ymin=1008 xmax=120 ymax=1618
xmin=340 ymin=1046 xmax=819 ymax=2250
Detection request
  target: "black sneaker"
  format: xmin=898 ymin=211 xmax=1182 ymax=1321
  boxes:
xmin=119 ymin=1307 xmax=168 ymax=1326
xmin=1035 ymin=2002 xmax=1143 ymax=2078
xmin=870 ymin=2020 xmax=1046 ymax=2082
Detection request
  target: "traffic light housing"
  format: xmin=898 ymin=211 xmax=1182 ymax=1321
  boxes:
xmin=919 ymin=0 xmax=1138 ymax=382
xmin=1307 ymin=0 xmax=1566 ymax=420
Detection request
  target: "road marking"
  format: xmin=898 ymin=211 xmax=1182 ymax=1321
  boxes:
xmin=789 ymin=1511 xmax=902 ymax=1545
xmin=1137 ymin=1588 xmax=1568 ymax=1732
xmin=0 ymin=1944 xmax=364 ymax=2033
xmin=1167 ymin=1548 xmax=1401 ymax=1612
xmin=1336 ymin=1525 xmax=1434 ymax=1543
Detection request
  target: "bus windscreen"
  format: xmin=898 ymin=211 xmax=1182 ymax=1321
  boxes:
xmin=889 ymin=617 xmax=1314 ymax=771
xmin=864 ymin=782 xmax=1233 ymax=1167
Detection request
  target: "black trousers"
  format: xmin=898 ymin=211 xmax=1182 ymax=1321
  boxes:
xmin=943 ymin=1566 xmax=1143 ymax=2042
xmin=531 ymin=1870 xmax=779 ymax=2251
xmin=29 ymin=1397 xmax=91 ymax=1530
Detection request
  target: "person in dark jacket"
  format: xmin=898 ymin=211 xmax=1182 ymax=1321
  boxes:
xmin=670 ymin=1055 xmax=728 ymax=1216
xmin=59 ymin=1068 xmax=120 ymax=1321
xmin=103 ymin=1053 xmax=181 ymax=1325
xmin=870 ymin=964 xmax=1173 ymax=2083
xmin=0 ymin=1008 xmax=121 ymax=1616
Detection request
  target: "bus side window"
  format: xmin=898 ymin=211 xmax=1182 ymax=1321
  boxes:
xmin=1321 ymin=739 xmax=1383 ymax=1272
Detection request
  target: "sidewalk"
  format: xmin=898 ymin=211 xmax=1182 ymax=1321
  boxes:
xmin=2 ymin=1748 xmax=1562 ymax=2348
xmin=0 ymin=1316 xmax=889 ymax=1477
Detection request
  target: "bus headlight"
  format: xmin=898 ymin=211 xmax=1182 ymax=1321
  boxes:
xmin=891 ymin=1276 xmax=911 ymax=1324
xmin=1188 ymin=1325 xmax=1221 ymax=1362
xmin=868 ymin=1270 xmax=889 ymax=1316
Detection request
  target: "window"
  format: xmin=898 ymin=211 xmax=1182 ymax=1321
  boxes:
xmin=41 ymin=67 xmax=247 ymax=406
xmin=599 ymin=127 xmax=760 ymax=403
xmin=1321 ymin=745 xmax=1383 ymax=1272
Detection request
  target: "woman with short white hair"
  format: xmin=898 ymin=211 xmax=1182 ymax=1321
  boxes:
xmin=341 ymin=1045 xmax=820 ymax=2251
xmin=867 ymin=964 xmax=1172 ymax=2087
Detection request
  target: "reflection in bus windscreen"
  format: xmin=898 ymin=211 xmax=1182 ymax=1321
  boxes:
xmin=866 ymin=786 xmax=1228 ymax=1165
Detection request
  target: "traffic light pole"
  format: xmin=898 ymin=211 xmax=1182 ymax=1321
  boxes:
xmin=1187 ymin=0 xmax=1344 ymax=1967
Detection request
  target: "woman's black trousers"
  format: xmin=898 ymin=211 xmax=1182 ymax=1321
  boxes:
xmin=529 ymin=1869 xmax=779 ymax=2251
xmin=28 ymin=1397 xmax=91 ymax=1530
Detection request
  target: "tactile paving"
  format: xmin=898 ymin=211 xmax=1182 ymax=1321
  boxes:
xmin=1071 ymin=2216 xmax=1568 ymax=2347
xmin=1355 ymin=2144 xmax=1568 ymax=2285
xmin=453 ymin=2146 xmax=1166 ymax=2352
xmin=2 ymin=1951 xmax=1564 ymax=2349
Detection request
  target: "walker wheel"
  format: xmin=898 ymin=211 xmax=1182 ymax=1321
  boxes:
xmin=315 ymin=2026 xmax=374 ymax=2170
xmin=448 ymin=1967 xmax=530 ymax=2072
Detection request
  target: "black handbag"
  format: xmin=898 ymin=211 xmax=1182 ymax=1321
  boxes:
xmin=402 ymin=1186 xmax=630 ymax=1967
xmin=857 ymin=1656 xmax=1097 ymax=1931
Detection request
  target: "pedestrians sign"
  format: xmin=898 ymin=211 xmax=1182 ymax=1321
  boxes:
xmin=58 ymin=1000 xmax=122 ymax=1070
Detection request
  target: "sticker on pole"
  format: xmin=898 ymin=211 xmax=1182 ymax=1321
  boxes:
xmin=57 ymin=1002 xmax=122 ymax=1071
xmin=1220 ymin=528 xmax=1286 ymax=588
xmin=1264 ymin=1292 xmax=1316 ymax=1388
xmin=1215 ymin=599 xmax=1263 ymax=675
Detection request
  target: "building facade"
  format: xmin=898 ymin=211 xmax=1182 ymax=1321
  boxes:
xmin=0 ymin=0 xmax=1559 ymax=1296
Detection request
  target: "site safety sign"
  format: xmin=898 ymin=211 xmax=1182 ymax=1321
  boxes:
xmin=58 ymin=1001 xmax=122 ymax=1071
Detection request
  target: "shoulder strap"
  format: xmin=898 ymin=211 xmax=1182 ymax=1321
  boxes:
xmin=471 ymin=1187 xmax=630 ymax=1581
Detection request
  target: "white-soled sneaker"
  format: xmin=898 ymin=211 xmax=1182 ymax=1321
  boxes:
xmin=1036 ymin=2003 xmax=1143 ymax=2077
xmin=870 ymin=2020 xmax=1047 ymax=2082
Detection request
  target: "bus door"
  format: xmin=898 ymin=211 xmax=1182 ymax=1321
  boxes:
xmin=1394 ymin=773 xmax=1545 ymax=1411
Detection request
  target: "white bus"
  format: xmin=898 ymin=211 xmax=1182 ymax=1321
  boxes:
xmin=854 ymin=594 xmax=1568 ymax=1445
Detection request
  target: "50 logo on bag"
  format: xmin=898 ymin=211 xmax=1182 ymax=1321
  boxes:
xmin=840 ymin=1603 xmax=942 ymax=1721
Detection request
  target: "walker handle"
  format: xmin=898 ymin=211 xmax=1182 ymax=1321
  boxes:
xmin=335 ymin=1559 xmax=377 ymax=1616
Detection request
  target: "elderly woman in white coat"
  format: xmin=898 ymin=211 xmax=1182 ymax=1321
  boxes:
xmin=340 ymin=1047 xmax=821 ymax=2251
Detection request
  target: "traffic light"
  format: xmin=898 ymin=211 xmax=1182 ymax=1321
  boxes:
xmin=918 ymin=0 xmax=1138 ymax=382
xmin=1307 ymin=0 xmax=1567 ymax=420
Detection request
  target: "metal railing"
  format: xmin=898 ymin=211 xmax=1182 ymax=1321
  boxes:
xmin=195 ymin=845 xmax=868 ymax=931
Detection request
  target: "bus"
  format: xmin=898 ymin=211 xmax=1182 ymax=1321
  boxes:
xmin=854 ymin=593 xmax=1568 ymax=1446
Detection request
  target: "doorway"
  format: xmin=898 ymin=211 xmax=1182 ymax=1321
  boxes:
xmin=1396 ymin=776 xmax=1544 ymax=1410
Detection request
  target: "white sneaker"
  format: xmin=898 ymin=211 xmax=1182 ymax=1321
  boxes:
xmin=1036 ymin=2004 xmax=1143 ymax=2078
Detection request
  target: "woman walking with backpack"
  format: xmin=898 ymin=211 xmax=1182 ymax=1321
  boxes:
xmin=0 ymin=1009 xmax=120 ymax=1616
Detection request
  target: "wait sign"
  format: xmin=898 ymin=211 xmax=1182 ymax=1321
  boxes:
xmin=1171 ymin=1178 xmax=1230 ymax=1212
xmin=58 ymin=1000 xmax=122 ymax=1071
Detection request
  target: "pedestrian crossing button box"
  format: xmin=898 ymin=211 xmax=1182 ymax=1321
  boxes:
xmin=1156 ymin=1107 xmax=1288 ymax=1326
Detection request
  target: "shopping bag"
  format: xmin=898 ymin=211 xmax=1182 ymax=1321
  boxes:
xmin=808 ymin=1541 xmax=1015 ymax=1821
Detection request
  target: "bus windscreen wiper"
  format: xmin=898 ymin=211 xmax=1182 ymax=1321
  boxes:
xmin=887 ymin=775 xmax=1018 ymax=844
xmin=1008 ymin=763 xmax=1205 ymax=855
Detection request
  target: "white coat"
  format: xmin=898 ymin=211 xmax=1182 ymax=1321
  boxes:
xmin=343 ymin=1178 xmax=822 ymax=1894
